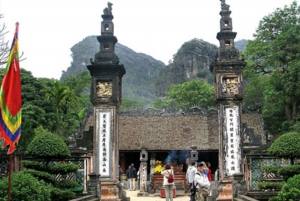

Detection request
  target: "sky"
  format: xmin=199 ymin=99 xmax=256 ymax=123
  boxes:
xmin=0 ymin=0 xmax=296 ymax=79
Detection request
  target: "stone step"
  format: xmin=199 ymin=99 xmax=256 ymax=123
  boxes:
xmin=233 ymin=199 xmax=244 ymax=201
xmin=70 ymin=194 xmax=96 ymax=201
xmin=239 ymin=195 xmax=259 ymax=201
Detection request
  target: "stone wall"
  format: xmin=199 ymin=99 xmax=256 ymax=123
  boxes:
xmin=242 ymin=113 xmax=266 ymax=144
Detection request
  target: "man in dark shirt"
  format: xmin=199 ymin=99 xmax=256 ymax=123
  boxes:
xmin=126 ymin=165 xmax=130 ymax=189
xmin=128 ymin=163 xmax=137 ymax=191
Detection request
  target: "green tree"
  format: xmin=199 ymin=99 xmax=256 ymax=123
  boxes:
xmin=268 ymin=131 xmax=300 ymax=165
xmin=244 ymin=1 xmax=300 ymax=134
xmin=275 ymin=174 xmax=300 ymax=201
xmin=243 ymin=76 xmax=269 ymax=111
xmin=23 ymin=130 xmax=79 ymax=201
xmin=166 ymin=79 xmax=215 ymax=109
xmin=244 ymin=1 xmax=300 ymax=76
xmin=0 ymin=172 xmax=51 ymax=201
xmin=120 ymin=98 xmax=142 ymax=111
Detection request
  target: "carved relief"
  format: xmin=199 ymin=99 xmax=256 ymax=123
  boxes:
xmin=220 ymin=48 xmax=239 ymax=60
xmin=97 ymin=81 xmax=112 ymax=97
xmin=222 ymin=77 xmax=239 ymax=96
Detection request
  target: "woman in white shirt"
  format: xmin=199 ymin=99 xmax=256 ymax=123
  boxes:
xmin=161 ymin=164 xmax=174 ymax=201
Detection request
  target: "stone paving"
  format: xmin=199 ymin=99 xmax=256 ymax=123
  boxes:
xmin=124 ymin=189 xmax=190 ymax=201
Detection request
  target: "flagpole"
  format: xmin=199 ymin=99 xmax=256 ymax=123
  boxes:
xmin=7 ymin=153 xmax=12 ymax=201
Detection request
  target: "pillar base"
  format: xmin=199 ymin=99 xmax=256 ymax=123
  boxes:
xmin=101 ymin=181 xmax=121 ymax=201
xmin=216 ymin=179 xmax=233 ymax=201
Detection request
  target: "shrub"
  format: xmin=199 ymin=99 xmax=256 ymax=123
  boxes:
xmin=268 ymin=132 xmax=300 ymax=164
xmin=21 ymin=160 xmax=48 ymax=171
xmin=55 ymin=180 xmax=79 ymax=189
xmin=26 ymin=131 xmax=71 ymax=160
xmin=49 ymin=163 xmax=78 ymax=174
xmin=276 ymin=174 xmax=300 ymax=200
xmin=0 ymin=172 xmax=51 ymax=201
xmin=261 ymin=166 xmax=281 ymax=174
xmin=51 ymin=188 xmax=76 ymax=201
xmin=278 ymin=164 xmax=300 ymax=181
xmin=257 ymin=181 xmax=282 ymax=191
xmin=24 ymin=169 xmax=55 ymax=183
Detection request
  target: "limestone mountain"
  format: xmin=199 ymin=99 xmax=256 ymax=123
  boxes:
xmin=61 ymin=36 xmax=247 ymax=103
xmin=155 ymin=39 xmax=218 ymax=97
xmin=155 ymin=39 xmax=248 ymax=97
xmin=61 ymin=36 xmax=165 ymax=103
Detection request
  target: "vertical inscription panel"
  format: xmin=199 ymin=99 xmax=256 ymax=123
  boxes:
xmin=96 ymin=108 xmax=114 ymax=178
xmin=223 ymin=106 xmax=241 ymax=177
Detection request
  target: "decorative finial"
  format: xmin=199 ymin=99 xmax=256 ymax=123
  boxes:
xmin=220 ymin=0 xmax=230 ymax=11
xmin=103 ymin=2 xmax=113 ymax=15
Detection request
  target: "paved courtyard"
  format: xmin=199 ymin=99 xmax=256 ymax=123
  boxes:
xmin=124 ymin=190 xmax=190 ymax=201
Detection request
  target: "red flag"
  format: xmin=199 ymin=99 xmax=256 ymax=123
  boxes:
xmin=0 ymin=23 xmax=22 ymax=154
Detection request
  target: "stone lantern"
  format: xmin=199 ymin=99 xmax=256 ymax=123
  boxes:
xmin=138 ymin=148 xmax=149 ymax=196
xmin=190 ymin=146 xmax=198 ymax=163
xmin=140 ymin=148 xmax=148 ymax=162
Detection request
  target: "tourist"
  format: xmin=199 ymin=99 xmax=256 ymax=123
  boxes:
xmin=202 ymin=162 xmax=209 ymax=176
xmin=126 ymin=165 xmax=130 ymax=189
xmin=186 ymin=161 xmax=197 ymax=201
xmin=206 ymin=162 xmax=212 ymax=182
xmin=129 ymin=163 xmax=137 ymax=191
xmin=161 ymin=164 xmax=174 ymax=201
xmin=194 ymin=162 xmax=210 ymax=201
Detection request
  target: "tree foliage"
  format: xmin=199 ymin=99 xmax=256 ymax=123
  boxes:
xmin=244 ymin=1 xmax=300 ymax=134
xmin=275 ymin=174 xmax=300 ymax=201
xmin=268 ymin=131 xmax=300 ymax=164
xmin=0 ymin=14 xmax=10 ymax=66
xmin=166 ymin=79 xmax=215 ymax=109
xmin=23 ymin=130 xmax=78 ymax=200
xmin=0 ymin=172 xmax=51 ymax=201
xmin=243 ymin=76 xmax=269 ymax=111
xmin=26 ymin=131 xmax=70 ymax=161
xmin=244 ymin=1 xmax=300 ymax=76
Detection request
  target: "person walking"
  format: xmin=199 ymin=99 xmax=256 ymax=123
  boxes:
xmin=194 ymin=162 xmax=210 ymax=201
xmin=186 ymin=161 xmax=197 ymax=201
xmin=126 ymin=165 xmax=130 ymax=190
xmin=161 ymin=164 xmax=174 ymax=201
xmin=129 ymin=163 xmax=137 ymax=191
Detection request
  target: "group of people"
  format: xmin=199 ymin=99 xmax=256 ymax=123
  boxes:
xmin=186 ymin=161 xmax=212 ymax=201
xmin=125 ymin=163 xmax=137 ymax=191
xmin=160 ymin=161 xmax=211 ymax=201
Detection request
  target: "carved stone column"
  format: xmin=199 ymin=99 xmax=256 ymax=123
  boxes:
xmin=138 ymin=148 xmax=149 ymax=197
xmin=87 ymin=2 xmax=126 ymax=201
xmin=210 ymin=1 xmax=246 ymax=200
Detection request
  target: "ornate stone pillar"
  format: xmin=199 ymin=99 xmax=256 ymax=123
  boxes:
xmin=138 ymin=148 xmax=149 ymax=197
xmin=210 ymin=1 xmax=246 ymax=200
xmin=87 ymin=2 xmax=126 ymax=201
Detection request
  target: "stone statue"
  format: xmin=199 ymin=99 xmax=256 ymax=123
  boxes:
xmin=220 ymin=0 xmax=230 ymax=11
xmin=103 ymin=2 xmax=113 ymax=14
